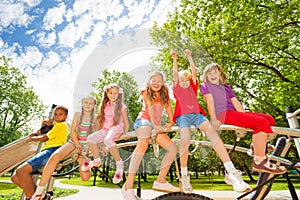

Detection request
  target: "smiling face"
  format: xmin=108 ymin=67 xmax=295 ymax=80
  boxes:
xmin=206 ymin=69 xmax=221 ymax=85
xmin=149 ymin=73 xmax=164 ymax=92
xmin=82 ymin=97 xmax=96 ymax=112
xmin=106 ymin=87 xmax=120 ymax=103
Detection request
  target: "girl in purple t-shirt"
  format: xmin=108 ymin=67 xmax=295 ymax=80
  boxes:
xmin=200 ymin=63 xmax=286 ymax=175
xmin=171 ymin=49 xmax=250 ymax=193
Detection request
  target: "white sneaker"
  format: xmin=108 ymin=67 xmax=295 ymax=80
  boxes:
xmin=113 ymin=161 xmax=124 ymax=184
xmin=180 ymin=175 xmax=193 ymax=194
xmin=121 ymin=185 xmax=136 ymax=200
xmin=225 ymin=170 xmax=251 ymax=192
xmin=152 ymin=181 xmax=180 ymax=193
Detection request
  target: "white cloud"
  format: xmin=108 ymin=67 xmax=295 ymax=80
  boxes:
xmin=0 ymin=2 xmax=32 ymax=27
xmin=36 ymin=31 xmax=56 ymax=47
xmin=43 ymin=2 xmax=66 ymax=30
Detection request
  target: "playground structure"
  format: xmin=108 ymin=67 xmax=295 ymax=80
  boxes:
xmin=0 ymin=107 xmax=299 ymax=200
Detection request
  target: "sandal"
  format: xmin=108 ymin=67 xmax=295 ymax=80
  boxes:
xmin=252 ymin=158 xmax=286 ymax=174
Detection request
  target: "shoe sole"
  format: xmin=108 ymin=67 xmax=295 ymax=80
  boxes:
xmin=152 ymin=187 xmax=180 ymax=193
xmin=253 ymin=167 xmax=287 ymax=175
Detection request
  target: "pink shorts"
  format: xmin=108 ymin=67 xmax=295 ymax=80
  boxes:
xmin=218 ymin=111 xmax=276 ymax=134
xmin=87 ymin=125 xmax=124 ymax=148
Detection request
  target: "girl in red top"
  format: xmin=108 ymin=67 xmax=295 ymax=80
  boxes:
xmin=122 ymin=72 xmax=179 ymax=200
xmin=171 ymin=49 xmax=250 ymax=193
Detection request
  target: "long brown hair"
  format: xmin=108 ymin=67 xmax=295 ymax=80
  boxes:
xmin=146 ymin=72 xmax=170 ymax=107
xmin=202 ymin=63 xmax=228 ymax=84
xmin=77 ymin=97 xmax=96 ymax=135
xmin=97 ymin=84 xmax=123 ymax=128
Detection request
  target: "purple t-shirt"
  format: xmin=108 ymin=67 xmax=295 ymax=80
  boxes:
xmin=200 ymin=82 xmax=236 ymax=116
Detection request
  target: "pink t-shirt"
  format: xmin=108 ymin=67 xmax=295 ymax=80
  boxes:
xmin=136 ymin=89 xmax=163 ymax=126
xmin=173 ymin=80 xmax=206 ymax=122
xmin=103 ymin=102 xmax=127 ymax=129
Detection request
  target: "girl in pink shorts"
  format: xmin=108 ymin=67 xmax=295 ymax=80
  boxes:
xmin=81 ymin=84 xmax=129 ymax=184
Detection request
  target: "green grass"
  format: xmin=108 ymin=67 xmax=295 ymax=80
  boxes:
xmin=1 ymin=173 xmax=299 ymax=200
xmin=60 ymin=172 xmax=300 ymax=191
xmin=0 ymin=176 xmax=78 ymax=200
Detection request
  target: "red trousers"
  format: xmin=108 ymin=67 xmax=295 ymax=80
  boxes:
xmin=218 ymin=110 xmax=276 ymax=134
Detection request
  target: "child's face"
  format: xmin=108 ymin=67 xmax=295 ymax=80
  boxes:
xmin=179 ymin=76 xmax=190 ymax=88
xmin=149 ymin=74 xmax=163 ymax=92
xmin=82 ymin=98 xmax=95 ymax=112
xmin=107 ymin=87 xmax=119 ymax=102
xmin=206 ymin=69 xmax=220 ymax=85
xmin=54 ymin=109 xmax=68 ymax=123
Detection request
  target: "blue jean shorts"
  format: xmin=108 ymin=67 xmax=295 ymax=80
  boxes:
xmin=176 ymin=113 xmax=208 ymax=129
xmin=134 ymin=119 xmax=153 ymax=130
xmin=27 ymin=146 xmax=60 ymax=172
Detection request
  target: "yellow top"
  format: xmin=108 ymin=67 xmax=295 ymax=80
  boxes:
xmin=42 ymin=121 xmax=68 ymax=150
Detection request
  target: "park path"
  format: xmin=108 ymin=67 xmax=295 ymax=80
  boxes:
xmin=0 ymin=180 xmax=297 ymax=199
xmin=53 ymin=180 xmax=298 ymax=200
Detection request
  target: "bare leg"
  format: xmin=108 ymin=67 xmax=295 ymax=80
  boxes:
xmin=199 ymin=121 xmax=231 ymax=163
xmin=88 ymin=142 xmax=100 ymax=159
xmin=156 ymin=134 xmax=177 ymax=183
xmin=123 ymin=126 xmax=151 ymax=190
xmin=252 ymin=131 xmax=268 ymax=158
xmin=11 ymin=162 xmax=35 ymax=198
xmin=38 ymin=143 xmax=74 ymax=186
xmin=78 ymin=157 xmax=92 ymax=181
xmin=109 ymin=146 xmax=121 ymax=161
xmin=179 ymin=127 xmax=190 ymax=168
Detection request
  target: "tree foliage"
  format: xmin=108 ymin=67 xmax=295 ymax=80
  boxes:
xmin=0 ymin=56 xmax=46 ymax=147
xmin=150 ymin=0 xmax=300 ymax=126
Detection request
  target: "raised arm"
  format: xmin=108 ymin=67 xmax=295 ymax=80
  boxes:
xmin=171 ymin=49 xmax=179 ymax=86
xmin=184 ymin=49 xmax=197 ymax=84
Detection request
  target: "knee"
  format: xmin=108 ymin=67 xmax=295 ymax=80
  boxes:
xmin=49 ymin=153 xmax=62 ymax=163
xmin=180 ymin=137 xmax=191 ymax=147
xmin=104 ymin=138 xmax=116 ymax=148
xmin=11 ymin=174 xmax=17 ymax=183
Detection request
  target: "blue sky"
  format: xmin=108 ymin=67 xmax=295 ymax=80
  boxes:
xmin=0 ymin=0 xmax=178 ymax=119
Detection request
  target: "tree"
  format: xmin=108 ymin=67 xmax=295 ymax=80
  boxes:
xmin=0 ymin=56 xmax=46 ymax=147
xmin=150 ymin=0 xmax=300 ymax=126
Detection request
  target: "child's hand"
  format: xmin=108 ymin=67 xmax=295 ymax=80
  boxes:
xmin=153 ymin=125 xmax=163 ymax=133
xmin=170 ymin=49 xmax=178 ymax=59
xmin=162 ymin=123 xmax=173 ymax=132
xmin=29 ymin=132 xmax=38 ymax=138
xmin=42 ymin=120 xmax=53 ymax=126
xmin=184 ymin=49 xmax=192 ymax=57
xmin=75 ymin=143 xmax=82 ymax=150
xmin=211 ymin=119 xmax=221 ymax=130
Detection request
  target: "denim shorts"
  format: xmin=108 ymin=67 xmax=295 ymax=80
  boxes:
xmin=134 ymin=119 xmax=153 ymax=130
xmin=27 ymin=146 xmax=60 ymax=172
xmin=176 ymin=113 xmax=208 ymax=129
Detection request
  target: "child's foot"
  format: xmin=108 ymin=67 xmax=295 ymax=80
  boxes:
xmin=81 ymin=159 xmax=101 ymax=171
xmin=225 ymin=170 xmax=252 ymax=192
xmin=252 ymin=158 xmax=286 ymax=174
xmin=121 ymin=184 xmax=136 ymax=200
xmin=30 ymin=192 xmax=45 ymax=200
xmin=180 ymin=175 xmax=193 ymax=194
xmin=113 ymin=161 xmax=124 ymax=184
xmin=152 ymin=181 xmax=180 ymax=193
